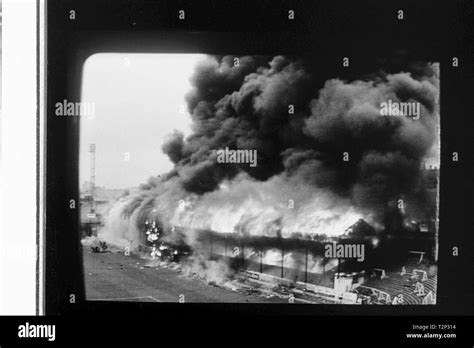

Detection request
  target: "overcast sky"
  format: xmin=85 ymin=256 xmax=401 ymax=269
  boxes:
xmin=80 ymin=53 xmax=205 ymax=189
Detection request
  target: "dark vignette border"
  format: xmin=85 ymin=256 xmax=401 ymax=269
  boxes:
xmin=44 ymin=0 xmax=474 ymax=319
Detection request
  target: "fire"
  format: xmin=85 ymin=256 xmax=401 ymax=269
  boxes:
xmin=141 ymin=173 xmax=367 ymax=240
xmin=95 ymin=56 xmax=438 ymax=287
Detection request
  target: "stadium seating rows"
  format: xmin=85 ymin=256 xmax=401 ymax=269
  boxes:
xmin=358 ymin=260 xmax=437 ymax=305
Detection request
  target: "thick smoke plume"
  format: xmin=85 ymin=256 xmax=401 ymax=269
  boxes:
xmin=99 ymin=55 xmax=439 ymax=267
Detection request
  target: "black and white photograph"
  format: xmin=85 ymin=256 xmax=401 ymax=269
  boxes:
xmin=0 ymin=0 xmax=473 ymax=345
xmin=78 ymin=53 xmax=440 ymax=305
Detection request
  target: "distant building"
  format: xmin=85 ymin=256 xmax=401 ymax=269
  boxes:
xmin=80 ymin=181 xmax=127 ymax=202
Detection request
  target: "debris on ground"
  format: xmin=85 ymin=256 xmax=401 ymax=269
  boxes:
xmin=91 ymin=241 xmax=109 ymax=253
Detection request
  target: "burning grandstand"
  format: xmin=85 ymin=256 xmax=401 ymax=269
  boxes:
xmin=81 ymin=54 xmax=439 ymax=304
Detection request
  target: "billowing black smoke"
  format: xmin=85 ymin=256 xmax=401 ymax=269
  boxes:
xmin=162 ymin=55 xmax=439 ymax=217
xmin=97 ymin=55 xmax=439 ymax=284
